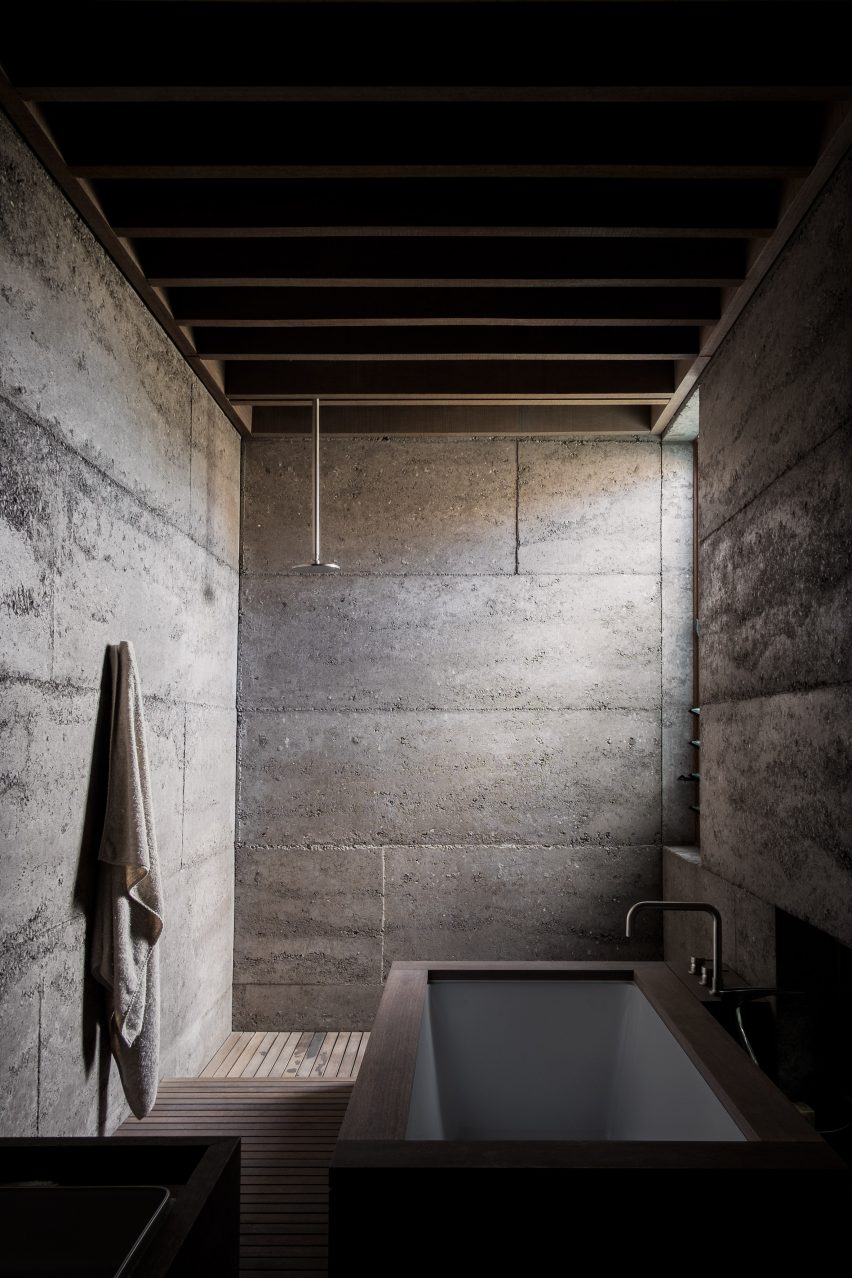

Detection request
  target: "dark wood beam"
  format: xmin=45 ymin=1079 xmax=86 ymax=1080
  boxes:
xmin=95 ymin=178 xmax=782 ymax=234
xmin=5 ymin=3 xmax=849 ymax=102
xmin=18 ymin=87 xmax=852 ymax=105
xmin=116 ymin=224 xmax=774 ymax=241
xmin=252 ymin=404 xmax=654 ymax=436
xmin=193 ymin=326 xmax=699 ymax=360
xmin=42 ymin=101 xmax=825 ymax=170
xmin=138 ymin=238 xmax=746 ymax=288
xmin=169 ymin=287 xmax=721 ymax=326
xmin=224 ymin=359 xmax=674 ymax=401
xmin=0 ymin=65 xmax=250 ymax=438
xmin=72 ymin=164 xmax=809 ymax=181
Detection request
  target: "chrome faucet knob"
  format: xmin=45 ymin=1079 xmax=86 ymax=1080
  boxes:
xmin=688 ymin=956 xmax=705 ymax=975
xmin=698 ymin=961 xmax=713 ymax=987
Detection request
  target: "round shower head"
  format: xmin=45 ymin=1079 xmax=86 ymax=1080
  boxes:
xmin=292 ymin=560 xmax=340 ymax=574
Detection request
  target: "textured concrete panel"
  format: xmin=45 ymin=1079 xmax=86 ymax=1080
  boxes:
xmin=701 ymin=689 xmax=852 ymax=948
xmin=664 ymin=393 xmax=699 ymax=442
xmin=38 ymin=919 xmax=129 ymax=1137
xmin=662 ymin=567 xmax=696 ymax=844
xmin=0 ymin=938 xmax=41 ymax=1136
xmin=0 ymin=400 xmax=58 ymax=681
xmin=0 ymin=683 xmax=98 ymax=946
xmin=234 ymin=847 xmax=382 ymax=985
xmin=698 ymin=153 xmax=852 ymax=539
xmin=183 ymin=705 xmax=238 ymax=869
xmin=241 ymin=435 xmax=516 ymax=575
xmin=732 ymin=887 xmax=777 ymax=989
xmin=190 ymin=384 xmax=241 ymax=569
xmin=142 ymin=700 xmax=186 ymax=882
xmin=700 ymin=423 xmax=852 ymax=703
xmin=238 ymin=709 xmax=660 ymax=847
xmin=661 ymin=443 xmax=693 ymax=571
xmin=233 ymin=981 xmax=382 ymax=1031
xmin=662 ymin=846 xmax=776 ymax=988
xmin=159 ymin=852 xmax=235 ymax=1067
xmin=168 ymin=989 xmax=232 ymax=1079
xmin=517 ymin=438 xmax=661 ymax=574
xmin=239 ymin=573 xmax=661 ymax=712
xmin=53 ymin=449 xmax=238 ymax=706
xmin=383 ymin=844 xmax=662 ymax=970
xmin=0 ymin=115 xmax=194 ymax=536
xmin=0 ymin=683 xmax=184 ymax=949
xmin=1 ymin=114 xmax=239 ymax=1134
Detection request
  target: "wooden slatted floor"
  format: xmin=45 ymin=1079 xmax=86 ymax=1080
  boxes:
xmin=201 ymin=1031 xmax=370 ymax=1080
xmin=117 ymin=1077 xmax=354 ymax=1276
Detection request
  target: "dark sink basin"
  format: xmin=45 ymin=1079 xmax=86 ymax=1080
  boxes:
xmin=0 ymin=1185 xmax=170 ymax=1277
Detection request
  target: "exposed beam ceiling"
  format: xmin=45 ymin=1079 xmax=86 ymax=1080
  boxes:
xmin=1 ymin=1 xmax=850 ymax=433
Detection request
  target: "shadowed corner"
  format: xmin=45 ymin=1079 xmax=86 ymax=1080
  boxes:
xmin=72 ymin=648 xmax=114 ymax=1134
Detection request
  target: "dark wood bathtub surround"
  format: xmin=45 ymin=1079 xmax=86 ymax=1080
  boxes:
xmin=335 ymin=962 xmax=828 ymax=1162
xmin=331 ymin=963 xmax=847 ymax=1268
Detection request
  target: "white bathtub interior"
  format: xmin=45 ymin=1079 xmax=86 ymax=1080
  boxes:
xmin=406 ymin=980 xmax=746 ymax=1142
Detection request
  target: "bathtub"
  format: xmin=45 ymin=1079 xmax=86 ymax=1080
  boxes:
xmin=406 ymin=978 xmax=745 ymax=1143
xmin=330 ymin=962 xmax=848 ymax=1270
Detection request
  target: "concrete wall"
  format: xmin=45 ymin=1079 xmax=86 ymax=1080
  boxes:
xmin=235 ymin=432 xmax=693 ymax=1026
xmin=0 ymin=112 xmax=240 ymax=1134
xmin=664 ymin=150 xmax=852 ymax=976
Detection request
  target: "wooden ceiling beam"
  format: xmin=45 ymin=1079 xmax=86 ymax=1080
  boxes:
xmin=6 ymin=2 xmax=848 ymax=104
xmin=137 ymin=238 xmax=746 ymax=288
xmin=37 ymin=101 xmax=826 ymax=169
xmin=193 ymin=326 xmax=700 ymax=360
xmin=116 ymin=224 xmax=773 ymax=241
xmin=169 ymin=287 xmax=721 ymax=327
xmin=71 ymin=163 xmax=809 ymax=181
xmin=17 ymin=86 xmax=852 ymax=105
xmin=224 ymin=359 xmax=675 ymax=401
xmin=252 ymin=403 xmax=654 ymax=436
xmin=42 ymin=100 xmax=825 ymax=170
xmin=93 ymin=178 xmax=782 ymax=234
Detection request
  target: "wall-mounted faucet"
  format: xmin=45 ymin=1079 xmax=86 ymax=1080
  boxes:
xmin=625 ymin=900 xmax=724 ymax=995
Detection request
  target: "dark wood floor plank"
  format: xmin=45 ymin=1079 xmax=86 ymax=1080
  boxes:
xmin=116 ymin=1075 xmax=353 ymax=1278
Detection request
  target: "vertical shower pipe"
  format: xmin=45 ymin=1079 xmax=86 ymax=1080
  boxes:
xmin=312 ymin=396 xmax=321 ymax=565
xmin=293 ymin=396 xmax=339 ymax=572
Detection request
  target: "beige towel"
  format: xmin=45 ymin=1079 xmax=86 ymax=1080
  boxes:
xmin=91 ymin=641 xmax=164 ymax=1119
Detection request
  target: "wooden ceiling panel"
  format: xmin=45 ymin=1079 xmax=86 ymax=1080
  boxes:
xmin=4 ymin=3 xmax=850 ymax=89
xmin=2 ymin=1 xmax=849 ymax=430
xmin=192 ymin=326 xmax=700 ymax=360
xmin=40 ymin=102 xmax=826 ymax=170
xmin=224 ymin=358 xmax=674 ymax=400
xmin=97 ymin=177 xmax=783 ymax=235
xmin=168 ymin=287 xmax=722 ymax=326
xmin=138 ymin=238 xmax=746 ymax=287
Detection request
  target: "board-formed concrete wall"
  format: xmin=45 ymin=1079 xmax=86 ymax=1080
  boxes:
xmin=694 ymin=150 xmax=852 ymax=953
xmin=0 ymin=112 xmax=240 ymax=1134
xmin=236 ymin=433 xmax=692 ymax=1026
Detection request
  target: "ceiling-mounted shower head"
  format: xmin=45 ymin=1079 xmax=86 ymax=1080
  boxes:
xmin=292 ymin=397 xmax=340 ymax=573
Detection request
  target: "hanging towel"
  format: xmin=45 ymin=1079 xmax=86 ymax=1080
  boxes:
xmin=91 ymin=641 xmax=164 ymax=1119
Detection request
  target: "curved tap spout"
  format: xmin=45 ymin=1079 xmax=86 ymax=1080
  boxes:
xmin=625 ymin=900 xmax=724 ymax=995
